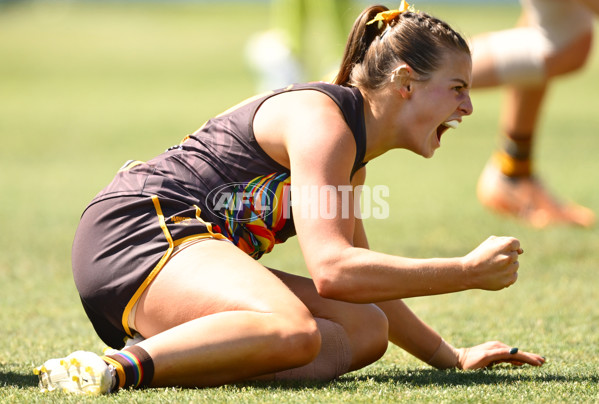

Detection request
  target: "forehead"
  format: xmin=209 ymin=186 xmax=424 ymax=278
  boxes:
xmin=434 ymin=51 xmax=472 ymax=83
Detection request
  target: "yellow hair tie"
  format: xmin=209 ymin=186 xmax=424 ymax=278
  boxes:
xmin=366 ymin=1 xmax=412 ymax=29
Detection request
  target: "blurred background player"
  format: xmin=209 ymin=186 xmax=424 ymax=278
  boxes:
xmin=246 ymin=0 xmax=354 ymax=90
xmin=470 ymin=0 xmax=597 ymax=228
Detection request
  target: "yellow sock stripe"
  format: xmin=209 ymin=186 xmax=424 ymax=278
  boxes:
xmin=501 ymin=131 xmax=533 ymax=160
xmin=121 ymin=196 xmax=175 ymax=337
xmin=102 ymin=356 xmax=126 ymax=390
xmin=492 ymin=150 xmax=532 ymax=177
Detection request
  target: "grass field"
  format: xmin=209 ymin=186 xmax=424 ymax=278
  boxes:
xmin=1 ymin=1 xmax=598 ymax=402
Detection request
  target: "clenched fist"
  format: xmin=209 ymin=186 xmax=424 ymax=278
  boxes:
xmin=461 ymin=236 xmax=523 ymax=291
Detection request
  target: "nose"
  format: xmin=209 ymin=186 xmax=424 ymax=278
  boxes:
xmin=460 ymin=93 xmax=474 ymax=116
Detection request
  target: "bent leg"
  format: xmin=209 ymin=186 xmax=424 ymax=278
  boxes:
xmin=477 ymin=81 xmax=596 ymax=228
xmin=473 ymin=2 xmax=596 ymax=227
xmin=471 ymin=0 xmax=594 ymax=88
xmin=269 ymin=269 xmax=389 ymax=373
xmin=132 ymin=240 xmax=321 ymax=388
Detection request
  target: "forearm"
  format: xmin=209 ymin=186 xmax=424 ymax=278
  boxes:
xmin=312 ymin=246 xmax=470 ymax=303
xmin=377 ymin=299 xmax=441 ymax=362
xmin=376 ymin=299 xmax=459 ymax=369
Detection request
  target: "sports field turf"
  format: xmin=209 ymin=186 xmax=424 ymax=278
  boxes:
xmin=1 ymin=1 xmax=598 ymax=402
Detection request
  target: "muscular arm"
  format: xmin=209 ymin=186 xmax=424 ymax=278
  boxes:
xmin=351 ymin=162 xmax=541 ymax=370
xmin=268 ymin=98 xmax=541 ymax=369
xmin=255 ymin=89 xmax=521 ymax=304
xmin=353 ymin=195 xmax=537 ymax=369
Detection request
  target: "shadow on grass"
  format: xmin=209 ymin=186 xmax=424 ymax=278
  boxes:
xmin=349 ymin=368 xmax=599 ymax=387
xmin=242 ymin=368 xmax=599 ymax=390
xmin=3 ymin=366 xmax=598 ymax=392
xmin=0 ymin=370 xmax=38 ymax=388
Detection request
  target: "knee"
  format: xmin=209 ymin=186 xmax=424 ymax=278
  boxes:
xmin=274 ymin=314 xmax=321 ymax=367
xmin=546 ymin=31 xmax=593 ymax=77
xmin=350 ymin=304 xmax=389 ymax=369
xmin=569 ymin=32 xmax=593 ymax=70
xmin=364 ymin=304 xmax=389 ymax=361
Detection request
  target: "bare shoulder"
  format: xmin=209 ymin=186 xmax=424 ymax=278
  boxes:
xmin=255 ymin=89 xmax=349 ymax=136
xmin=254 ymin=89 xmax=356 ymax=173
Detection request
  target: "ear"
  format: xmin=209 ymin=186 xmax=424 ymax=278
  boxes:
xmin=390 ymin=64 xmax=413 ymax=98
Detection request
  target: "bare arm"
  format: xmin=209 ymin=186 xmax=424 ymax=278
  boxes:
xmin=352 ymin=170 xmax=544 ymax=369
xmin=379 ymin=298 xmax=545 ymax=369
xmin=340 ymin=165 xmax=542 ymax=372
xmin=273 ymin=91 xmax=521 ymax=303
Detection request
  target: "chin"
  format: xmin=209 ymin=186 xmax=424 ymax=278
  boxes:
xmin=421 ymin=144 xmax=439 ymax=159
xmin=410 ymin=145 xmax=436 ymax=159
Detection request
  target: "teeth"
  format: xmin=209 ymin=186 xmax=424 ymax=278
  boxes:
xmin=443 ymin=120 xmax=459 ymax=129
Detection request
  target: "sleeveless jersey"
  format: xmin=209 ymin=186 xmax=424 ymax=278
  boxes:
xmin=88 ymin=82 xmax=367 ymax=259
xmin=74 ymin=82 xmax=367 ymax=347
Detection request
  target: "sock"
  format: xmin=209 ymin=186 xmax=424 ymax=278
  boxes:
xmin=102 ymin=345 xmax=154 ymax=390
xmin=273 ymin=318 xmax=352 ymax=381
xmin=493 ymin=132 xmax=533 ymax=178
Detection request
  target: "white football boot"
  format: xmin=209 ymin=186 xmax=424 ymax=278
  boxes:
xmin=33 ymin=351 xmax=114 ymax=395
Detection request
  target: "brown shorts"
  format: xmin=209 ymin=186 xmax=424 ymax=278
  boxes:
xmin=72 ymin=194 xmax=229 ymax=349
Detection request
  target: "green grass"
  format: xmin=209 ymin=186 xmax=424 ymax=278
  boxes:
xmin=1 ymin=1 xmax=598 ymax=402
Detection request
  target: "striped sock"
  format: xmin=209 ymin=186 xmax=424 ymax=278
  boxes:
xmin=493 ymin=132 xmax=533 ymax=177
xmin=102 ymin=345 xmax=154 ymax=390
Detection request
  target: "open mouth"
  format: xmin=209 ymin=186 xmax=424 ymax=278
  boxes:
xmin=436 ymin=120 xmax=459 ymax=142
xmin=443 ymin=120 xmax=459 ymax=129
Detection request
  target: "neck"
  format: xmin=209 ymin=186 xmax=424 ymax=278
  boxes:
xmin=360 ymin=87 xmax=403 ymax=162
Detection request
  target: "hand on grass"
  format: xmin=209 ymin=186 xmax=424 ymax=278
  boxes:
xmin=461 ymin=236 xmax=523 ymax=291
xmin=457 ymin=341 xmax=545 ymax=370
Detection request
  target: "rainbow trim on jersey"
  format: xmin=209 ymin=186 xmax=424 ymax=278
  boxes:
xmin=222 ymin=172 xmax=291 ymax=259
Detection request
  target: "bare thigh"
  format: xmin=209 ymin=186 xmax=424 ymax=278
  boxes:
xmin=270 ymin=269 xmax=389 ymax=371
xmin=134 ymin=240 xmax=313 ymax=337
xmin=134 ymin=239 xmax=387 ymax=373
xmin=545 ymin=31 xmax=593 ymax=77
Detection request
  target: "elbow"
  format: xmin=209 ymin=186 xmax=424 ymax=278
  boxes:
xmin=311 ymin=262 xmax=354 ymax=301
xmin=308 ymin=246 xmax=366 ymax=301
xmin=313 ymin=274 xmax=341 ymax=300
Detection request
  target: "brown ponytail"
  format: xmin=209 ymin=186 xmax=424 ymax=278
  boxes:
xmin=334 ymin=5 xmax=470 ymax=89
xmin=334 ymin=5 xmax=389 ymax=86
